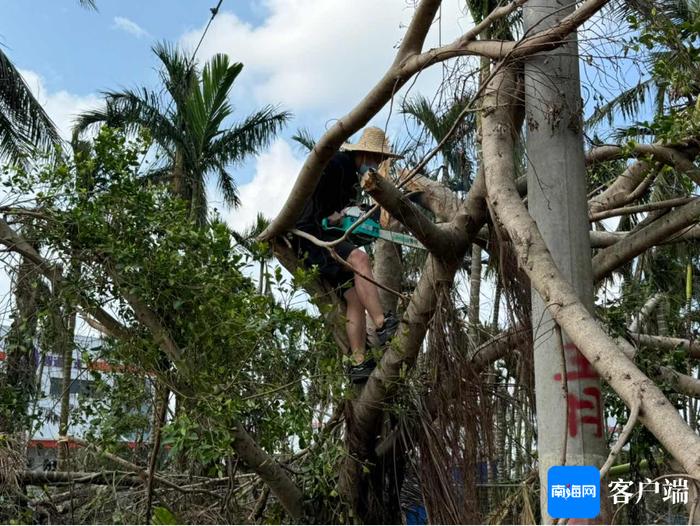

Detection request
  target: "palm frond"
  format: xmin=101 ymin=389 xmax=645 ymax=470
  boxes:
xmin=205 ymin=106 xmax=290 ymax=167
xmin=152 ymin=42 xmax=197 ymax=115
xmin=402 ymin=95 xmax=474 ymax=144
xmin=0 ymin=109 xmax=30 ymax=164
xmin=79 ymin=0 xmax=97 ymax=10
xmin=73 ymin=88 xmax=177 ymax=154
xmin=291 ymin=127 xmax=316 ymax=153
xmin=190 ymin=54 xmax=242 ymax=151
xmin=236 ymin=212 xmax=270 ymax=242
xmin=214 ymin=163 xmax=241 ymax=208
xmin=610 ymin=123 xmax=657 ymax=142
xmin=0 ymin=50 xmax=61 ymax=161
xmin=401 ymin=95 xmax=443 ymax=143
xmin=586 ymin=80 xmax=657 ymax=129
xmin=73 ymin=43 xmax=289 ymax=224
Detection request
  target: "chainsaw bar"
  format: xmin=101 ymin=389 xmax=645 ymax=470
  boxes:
xmin=321 ymin=206 xmax=425 ymax=250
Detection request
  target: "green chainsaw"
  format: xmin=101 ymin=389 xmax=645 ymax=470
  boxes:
xmin=321 ymin=206 xmax=425 ymax=250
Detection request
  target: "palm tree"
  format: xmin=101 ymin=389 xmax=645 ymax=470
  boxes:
xmin=400 ymin=95 xmax=476 ymax=192
xmin=73 ymin=43 xmax=290 ymax=225
xmin=0 ymin=52 xmax=61 ymax=164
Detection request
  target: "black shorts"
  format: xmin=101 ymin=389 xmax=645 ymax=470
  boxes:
xmin=293 ymin=229 xmax=357 ymax=293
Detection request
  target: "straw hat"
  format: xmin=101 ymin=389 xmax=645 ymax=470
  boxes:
xmin=341 ymin=126 xmax=403 ymax=159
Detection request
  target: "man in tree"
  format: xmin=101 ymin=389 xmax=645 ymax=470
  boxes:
xmin=293 ymin=127 xmax=400 ymax=383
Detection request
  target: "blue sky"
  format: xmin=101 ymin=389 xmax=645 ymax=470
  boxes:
xmin=1 ymin=2 xmax=269 ymax=95
xmin=2 ymin=0 xmax=476 ymax=231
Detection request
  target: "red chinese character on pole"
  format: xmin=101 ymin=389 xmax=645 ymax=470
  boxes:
xmin=566 ymin=387 xmax=603 ymax=438
xmin=554 ymin=344 xmax=599 ymax=382
xmin=553 ymin=344 xmax=603 ymax=438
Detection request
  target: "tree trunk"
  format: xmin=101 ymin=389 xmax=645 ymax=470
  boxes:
xmin=523 ymin=1 xmax=609 ymax=521
xmin=373 ymin=237 xmax=402 ymax=314
xmin=171 ymin=148 xmax=186 ymax=201
xmin=57 ymin=308 xmax=77 ymax=470
xmin=468 ymin=243 xmax=482 ymax=339
xmin=0 ymin=255 xmax=41 ymax=435
xmin=496 ymin=383 xmax=507 ymax=482
xmin=492 ymin=278 xmax=502 ymax=330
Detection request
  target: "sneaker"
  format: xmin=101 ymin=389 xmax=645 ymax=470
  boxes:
xmin=376 ymin=312 xmax=399 ymax=347
xmin=347 ymin=357 xmax=377 ymax=384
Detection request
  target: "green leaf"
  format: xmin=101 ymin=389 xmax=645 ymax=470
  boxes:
xmin=152 ymin=506 xmax=179 ymax=525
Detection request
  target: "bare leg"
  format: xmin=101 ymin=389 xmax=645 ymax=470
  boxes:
xmin=346 ymin=249 xmax=385 ymax=328
xmin=343 ymin=287 xmax=366 ymax=365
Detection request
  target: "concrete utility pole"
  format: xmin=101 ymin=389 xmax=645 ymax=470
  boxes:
xmin=523 ymin=0 xmax=609 ymax=522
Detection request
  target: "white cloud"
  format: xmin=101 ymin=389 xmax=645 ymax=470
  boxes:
xmin=18 ymin=69 xmax=101 ymax=140
xmin=223 ymin=139 xmax=303 ymax=232
xmin=179 ymin=0 xmax=471 ymax=116
xmin=113 ymin=16 xmax=150 ymax=39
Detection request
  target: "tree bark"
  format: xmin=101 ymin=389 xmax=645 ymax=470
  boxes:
xmin=593 ymin=199 xmax=700 ymax=282
xmin=483 ymin=65 xmax=700 ymax=494
xmin=590 ymin=225 xmax=700 ymax=248
xmin=628 ymin=293 xmax=664 ymax=333
xmin=57 ymin=308 xmax=77 ymax=470
xmin=231 ymin=424 xmax=305 ymax=521
xmin=373 ymin=238 xmax=402 ymax=314
xmin=468 ymin=244 xmax=482 ymax=339
xmin=629 ymin=332 xmax=700 ymax=359
xmin=0 ymin=253 xmax=41 ymax=434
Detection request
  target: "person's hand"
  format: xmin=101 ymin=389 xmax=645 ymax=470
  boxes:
xmin=326 ymin=211 xmax=344 ymax=225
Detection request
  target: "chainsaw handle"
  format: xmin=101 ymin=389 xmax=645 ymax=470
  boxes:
xmin=321 ymin=217 xmax=343 ymax=232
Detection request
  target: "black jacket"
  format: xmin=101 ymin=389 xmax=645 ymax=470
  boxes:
xmin=295 ymin=151 xmax=359 ymax=233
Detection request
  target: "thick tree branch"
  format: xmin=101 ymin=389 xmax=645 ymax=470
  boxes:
xmin=360 ymin=169 xmax=456 ymax=254
xmin=629 ymin=332 xmax=700 ymax=360
xmin=398 ymin=171 xmax=461 ymax=222
xmin=590 ymin=226 xmax=700 ymax=248
xmin=78 ymin=306 xmax=131 ymax=340
xmin=259 ymin=0 xmax=442 ymax=241
xmin=102 ymin=263 xmax=183 ymax=363
xmin=19 ymin=470 xmax=144 ymax=487
xmin=0 ymin=218 xmax=61 ymax=283
xmin=482 ymin=66 xmax=700 ymax=479
xmin=589 ymin=160 xmax=654 ymax=214
xmin=592 ymin=198 xmax=700 ymax=282
xmin=586 ymin=143 xmax=698 ymax=173
xmin=590 ymin=197 xmax=695 ymax=222
xmin=628 ymin=293 xmax=665 ymax=333
xmin=618 ymin=337 xmax=700 ymax=398
xmin=394 ymin=0 xmax=443 ymax=58
xmin=231 ymin=424 xmax=305 ymax=521
xmin=507 ymin=0 xmax=610 ymax=58
xmin=656 ymin=367 xmax=700 ymax=398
